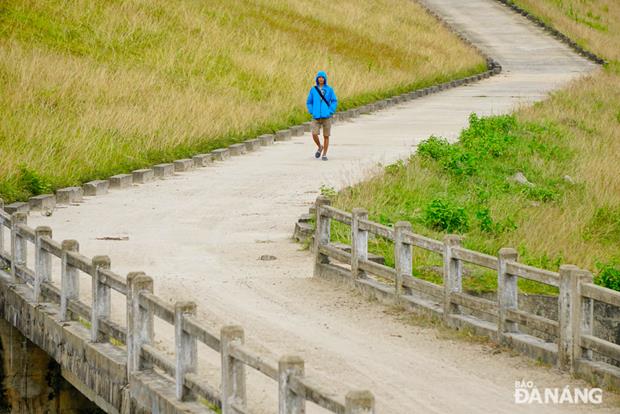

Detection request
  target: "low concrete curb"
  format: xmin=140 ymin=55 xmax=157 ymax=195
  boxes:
xmin=29 ymin=194 xmax=56 ymax=211
xmin=110 ymin=174 xmax=133 ymax=189
xmin=173 ymin=159 xmax=194 ymax=172
xmin=211 ymin=148 xmax=230 ymax=161
xmin=275 ymin=129 xmax=292 ymax=142
xmin=229 ymin=143 xmax=247 ymax=156
xmin=154 ymin=163 xmax=174 ymax=178
xmin=258 ymin=134 xmax=275 ymax=146
xmin=84 ymin=180 xmax=109 ymax=196
xmin=5 ymin=202 xmax=29 ymax=214
xmin=56 ymin=187 xmax=83 ymax=205
xmin=132 ymin=169 xmax=154 ymax=184
xmin=192 ymin=154 xmax=212 ymax=167
xmin=244 ymin=139 xmax=261 ymax=152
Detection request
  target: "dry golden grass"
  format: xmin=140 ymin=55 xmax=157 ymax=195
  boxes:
xmin=509 ymin=0 xmax=620 ymax=269
xmin=514 ymin=0 xmax=620 ymax=61
xmin=513 ymin=72 xmax=620 ymax=269
xmin=0 ymin=0 xmax=484 ymax=201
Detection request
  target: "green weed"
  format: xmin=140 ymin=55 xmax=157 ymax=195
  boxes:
xmin=423 ymin=199 xmax=469 ymax=233
xmin=595 ymin=261 xmax=620 ymax=291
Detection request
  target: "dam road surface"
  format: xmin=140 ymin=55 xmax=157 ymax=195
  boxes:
xmin=29 ymin=0 xmax=616 ymax=412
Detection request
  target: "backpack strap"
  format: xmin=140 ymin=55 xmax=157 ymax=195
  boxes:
xmin=314 ymin=86 xmax=330 ymax=106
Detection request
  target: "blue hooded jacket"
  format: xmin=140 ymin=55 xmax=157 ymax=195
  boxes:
xmin=306 ymin=71 xmax=338 ymax=119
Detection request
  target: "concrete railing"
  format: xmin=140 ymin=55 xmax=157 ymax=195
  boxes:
xmin=313 ymin=196 xmax=620 ymax=388
xmin=0 ymin=203 xmax=375 ymax=414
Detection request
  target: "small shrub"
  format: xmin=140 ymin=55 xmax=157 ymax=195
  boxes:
xmin=417 ymin=136 xmax=477 ymax=176
xmin=385 ymin=160 xmax=405 ymax=175
xmin=423 ymin=199 xmax=469 ymax=233
xmin=319 ymin=184 xmax=336 ymax=199
xmin=441 ymin=148 xmax=478 ymax=176
xmin=475 ymin=206 xmax=517 ymax=234
xmin=594 ymin=261 xmax=620 ymax=291
xmin=460 ymin=113 xmax=516 ymax=157
xmin=417 ymin=136 xmax=452 ymax=160
xmin=522 ymin=186 xmax=558 ymax=202
xmin=18 ymin=166 xmax=52 ymax=196
xmin=475 ymin=206 xmax=494 ymax=233
xmin=378 ymin=213 xmax=393 ymax=227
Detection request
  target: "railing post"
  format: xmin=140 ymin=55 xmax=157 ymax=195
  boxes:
xmin=278 ymin=355 xmax=305 ymax=414
xmin=126 ymin=271 xmax=146 ymax=378
xmin=314 ymin=196 xmax=331 ymax=267
xmin=442 ymin=235 xmax=462 ymax=322
xmin=221 ymin=325 xmax=246 ymax=413
xmin=175 ymin=301 xmax=197 ymax=401
xmin=351 ymin=208 xmax=368 ymax=279
xmin=91 ymin=255 xmax=111 ymax=342
xmin=558 ymin=264 xmax=581 ymax=371
xmin=394 ymin=221 xmax=412 ymax=299
xmin=497 ymin=247 xmax=519 ymax=343
xmin=345 ymin=390 xmax=375 ymax=414
xmin=34 ymin=226 xmax=52 ymax=302
xmin=10 ymin=212 xmax=28 ymax=282
xmin=60 ymin=239 xmax=79 ymax=321
xmin=127 ymin=274 xmax=153 ymax=374
xmin=575 ymin=270 xmax=594 ymax=367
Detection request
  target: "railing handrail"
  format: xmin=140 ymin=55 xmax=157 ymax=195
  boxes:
xmin=581 ymin=282 xmax=620 ymax=307
xmin=0 ymin=207 xmax=373 ymax=413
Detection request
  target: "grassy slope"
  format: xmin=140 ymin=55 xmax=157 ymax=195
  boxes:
xmin=332 ymin=0 xmax=620 ymax=294
xmin=0 ymin=0 xmax=485 ymax=202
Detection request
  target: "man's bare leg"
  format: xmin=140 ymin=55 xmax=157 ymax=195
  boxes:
xmin=322 ymin=136 xmax=329 ymax=156
xmin=312 ymin=133 xmax=321 ymax=148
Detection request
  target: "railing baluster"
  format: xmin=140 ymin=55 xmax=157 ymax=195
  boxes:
xmin=221 ymin=325 xmax=246 ymax=413
xmin=442 ymin=235 xmax=462 ymax=322
xmin=497 ymin=247 xmax=519 ymax=343
xmin=60 ymin=239 xmax=79 ymax=321
xmin=558 ymin=264 xmax=592 ymax=372
xmin=175 ymin=301 xmax=197 ymax=400
xmin=314 ymin=196 xmax=331 ymax=267
xmin=10 ymin=212 xmax=27 ymax=282
xmin=34 ymin=226 xmax=52 ymax=302
xmin=279 ymin=355 xmax=305 ymax=414
xmin=577 ymin=270 xmax=594 ymax=364
xmin=351 ymin=208 xmax=368 ymax=279
xmin=127 ymin=273 xmax=153 ymax=373
xmin=91 ymin=255 xmax=111 ymax=342
xmin=126 ymin=271 xmax=146 ymax=377
xmin=394 ymin=221 xmax=412 ymax=300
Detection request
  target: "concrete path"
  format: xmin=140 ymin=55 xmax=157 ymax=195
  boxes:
xmin=30 ymin=0 xmax=614 ymax=412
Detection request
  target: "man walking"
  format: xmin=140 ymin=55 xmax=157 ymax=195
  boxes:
xmin=306 ymin=70 xmax=338 ymax=161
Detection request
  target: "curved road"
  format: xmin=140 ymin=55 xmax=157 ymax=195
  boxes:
xmin=30 ymin=0 xmax=614 ymax=412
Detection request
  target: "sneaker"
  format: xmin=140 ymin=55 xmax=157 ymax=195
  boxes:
xmin=322 ymin=156 xmax=328 ymax=161
xmin=315 ymin=146 xmax=323 ymax=158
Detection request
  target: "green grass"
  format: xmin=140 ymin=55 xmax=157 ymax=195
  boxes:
xmin=0 ymin=0 xmax=485 ymax=203
xmin=331 ymin=111 xmax=617 ymax=294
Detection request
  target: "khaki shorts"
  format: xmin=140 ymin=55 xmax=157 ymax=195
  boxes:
xmin=311 ymin=118 xmax=332 ymax=136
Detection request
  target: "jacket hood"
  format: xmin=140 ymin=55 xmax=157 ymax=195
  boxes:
xmin=315 ymin=70 xmax=328 ymax=85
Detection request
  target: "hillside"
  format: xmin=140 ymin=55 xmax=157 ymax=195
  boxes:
xmin=0 ymin=0 xmax=485 ymax=202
